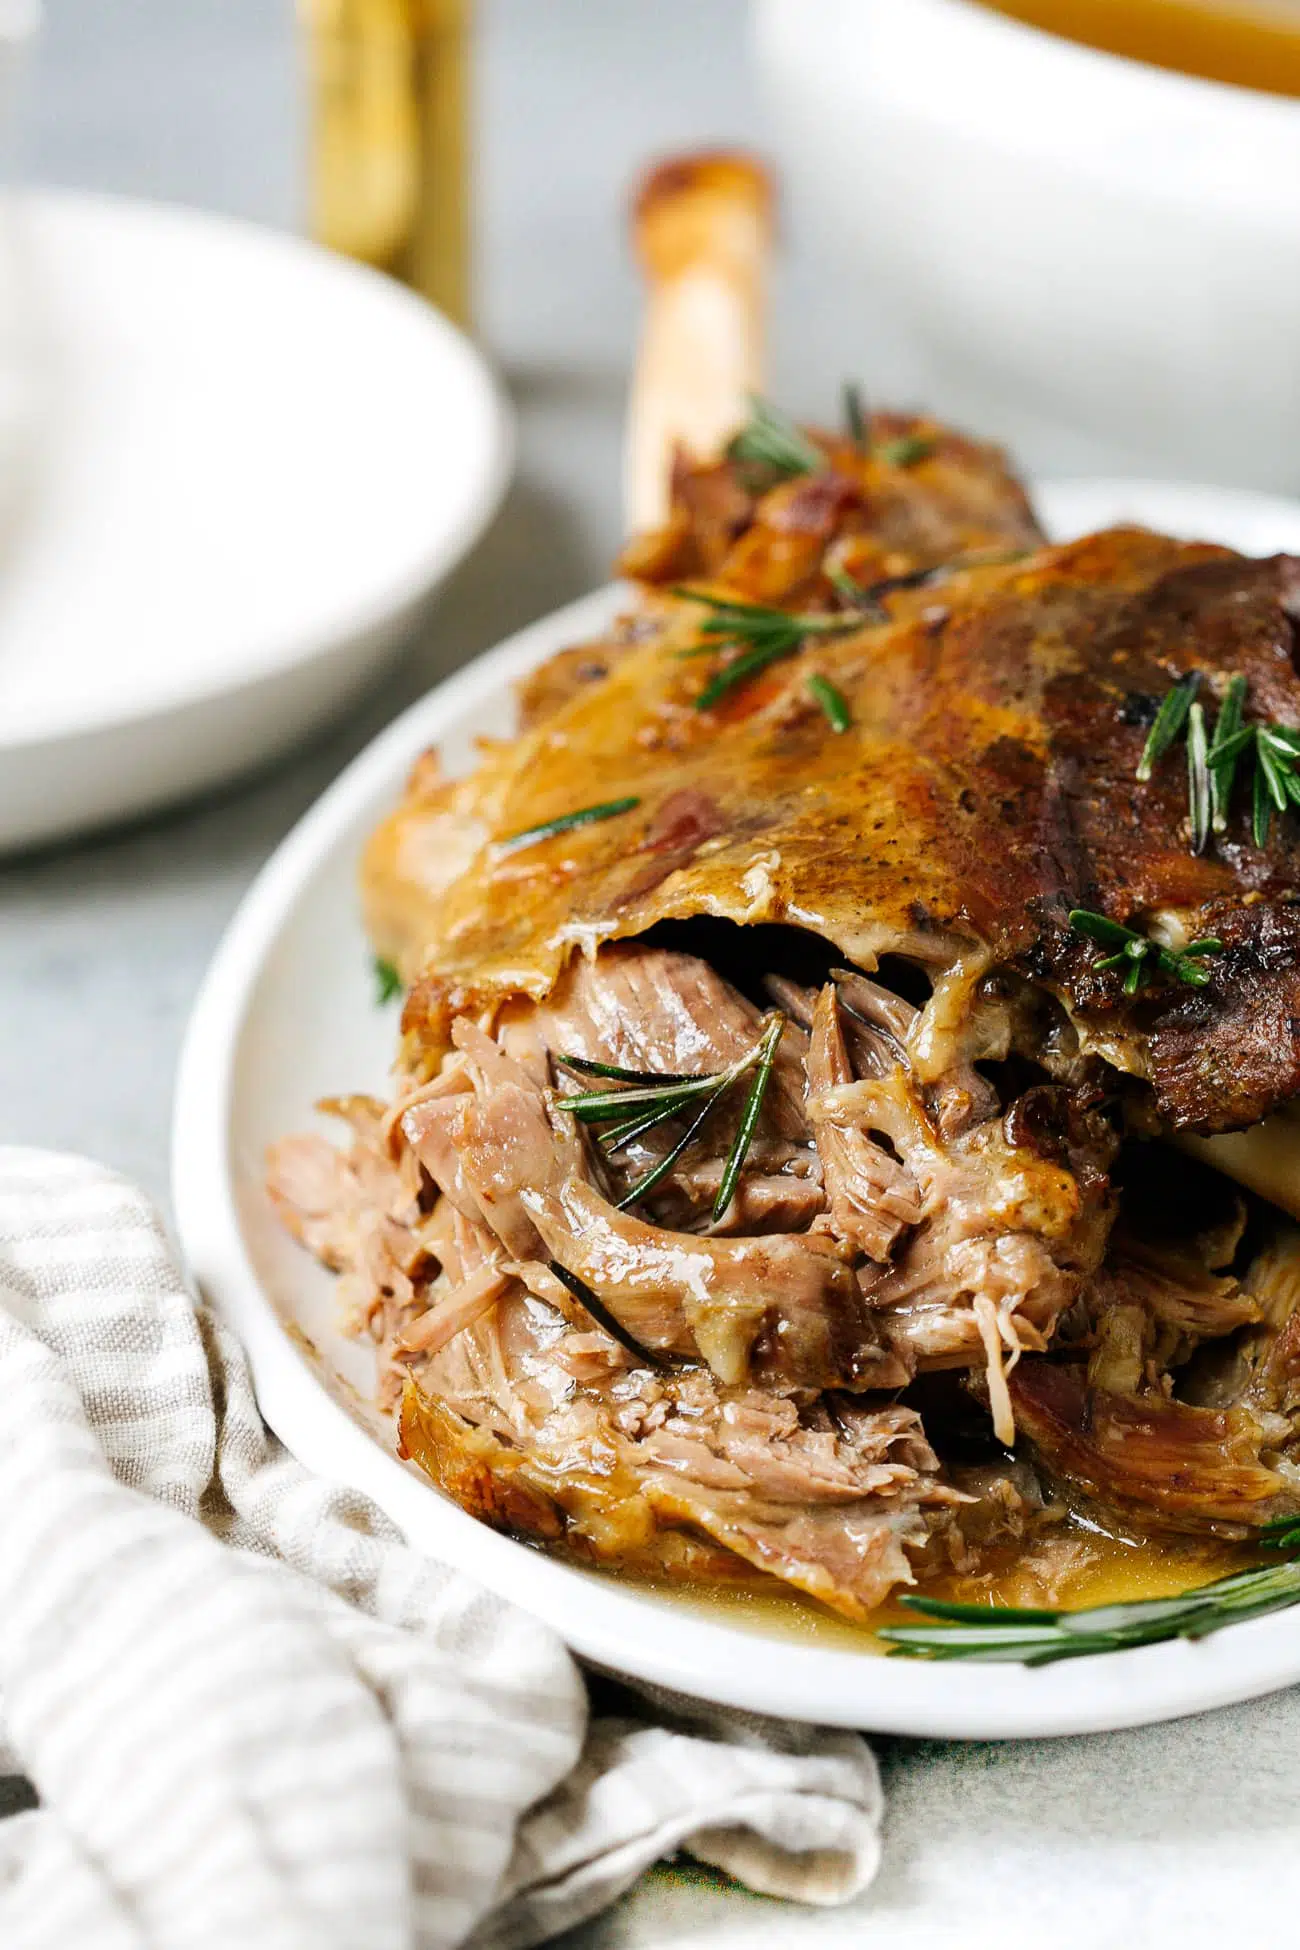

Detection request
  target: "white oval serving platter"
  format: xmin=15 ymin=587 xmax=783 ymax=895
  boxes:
xmin=174 ymin=479 xmax=1300 ymax=1738
xmin=0 ymin=190 xmax=512 ymax=851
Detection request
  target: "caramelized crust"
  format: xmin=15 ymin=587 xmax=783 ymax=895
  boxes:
xmin=367 ymin=526 xmax=1300 ymax=1135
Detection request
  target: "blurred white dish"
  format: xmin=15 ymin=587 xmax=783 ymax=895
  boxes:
xmin=174 ymin=477 xmax=1300 ymax=1738
xmin=0 ymin=190 xmax=512 ymax=851
xmin=756 ymin=0 xmax=1300 ymax=491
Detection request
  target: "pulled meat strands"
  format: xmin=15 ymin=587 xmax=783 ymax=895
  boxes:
xmin=394 ymin=950 xmax=891 ymax=1392
xmin=800 ymin=976 xmax=1113 ymax=1444
xmin=520 ymin=1173 xmax=877 ymax=1390
xmin=805 ymin=983 xmax=923 ymax=1261
xmin=399 ymin=1290 xmax=967 ymax=1621
xmin=1009 ymin=1361 xmax=1293 ymax=1533
xmin=1014 ymin=1225 xmax=1300 ymax=1534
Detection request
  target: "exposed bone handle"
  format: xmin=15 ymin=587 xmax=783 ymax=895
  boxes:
xmin=1178 ymin=1114 xmax=1300 ymax=1224
xmin=623 ymin=151 xmax=773 ymax=536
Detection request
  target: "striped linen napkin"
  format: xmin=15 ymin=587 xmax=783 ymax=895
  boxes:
xmin=0 ymin=1148 xmax=883 ymax=1950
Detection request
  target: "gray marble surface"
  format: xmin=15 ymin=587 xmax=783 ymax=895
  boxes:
xmin=4 ymin=7 xmax=1298 ymax=1945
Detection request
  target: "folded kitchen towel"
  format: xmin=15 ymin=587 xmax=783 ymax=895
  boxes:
xmin=0 ymin=1148 xmax=883 ymax=1950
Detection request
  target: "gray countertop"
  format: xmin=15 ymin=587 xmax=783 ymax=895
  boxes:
xmin=6 ymin=7 xmax=1299 ymax=1945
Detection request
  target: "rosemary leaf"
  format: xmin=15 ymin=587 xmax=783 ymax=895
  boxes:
xmin=558 ymin=1075 xmax=720 ymax=1123
xmin=808 ymin=672 xmax=852 ymax=733
xmin=843 ymin=380 xmax=870 ymax=456
xmin=695 ymin=641 xmax=799 ymax=712
xmin=712 ymin=1013 xmax=785 ymax=1221
xmin=1209 ymin=674 xmax=1248 ymax=833
xmin=1254 ymin=752 xmax=1273 ymax=847
xmin=557 ymin=1053 xmax=696 ymax=1086
xmin=672 ymin=589 xmax=866 ymax=713
xmin=617 ymin=1081 xmax=730 ymax=1210
xmin=1186 ymin=700 xmax=1211 ymax=854
xmin=497 ymin=797 xmax=640 ymax=853
xmin=876 ymin=434 xmax=937 ymax=468
xmin=725 ymin=394 xmax=822 ymax=481
xmin=1136 ymin=671 xmax=1199 ymax=782
xmin=599 ymin=1097 xmax=703 ymax=1156
xmin=880 ymin=1539 xmax=1300 ymax=1665
xmin=547 ymin=1260 xmax=664 ymax=1368
xmin=373 ymin=956 xmax=403 ymax=1006
xmin=1068 ymin=908 xmax=1222 ymax=993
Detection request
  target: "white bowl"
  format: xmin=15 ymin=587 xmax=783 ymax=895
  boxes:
xmin=0 ymin=191 xmax=512 ymax=851
xmin=755 ymin=0 xmax=1300 ymax=490
xmin=174 ymin=477 xmax=1300 ymax=1739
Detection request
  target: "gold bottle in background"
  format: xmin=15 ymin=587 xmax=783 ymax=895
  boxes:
xmin=300 ymin=0 xmax=470 ymax=328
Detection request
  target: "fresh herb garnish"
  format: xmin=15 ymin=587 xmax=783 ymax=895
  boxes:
xmin=1136 ymin=670 xmax=1199 ymax=782
xmin=373 ymin=956 xmax=403 ymax=1005
xmin=556 ymin=1013 xmax=787 ymax=1221
xmin=1134 ymin=672 xmax=1300 ymax=853
xmin=725 ymin=394 xmax=821 ymax=482
xmin=843 ymin=380 xmax=870 ymax=456
xmin=497 ymin=797 xmax=640 ymax=853
xmin=876 ymin=433 xmax=937 ymax=468
xmin=808 ymin=672 xmax=852 ymax=732
xmin=879 ymin=1516 xmax=1300 ymax=1664
xmin=555 ymin=1053 xmax=697 ymax=1086
xmin=1186 ymin=699 xmax=1211 ymax=856
xmin=1253 ymin=722 xmax=1300 ymax=845
xmin=672 ymin=589 xmax=866 ymax=712
xmin=710 ymin=1012 xmax=784 ymax=1221
xmin=1209 ymin=674 xmax=1248 ymax=834
xmin=546 ymin=1260 xmax=665 ymax=1368
xmin=1068 ymin=908 xmax=1223 ymax=994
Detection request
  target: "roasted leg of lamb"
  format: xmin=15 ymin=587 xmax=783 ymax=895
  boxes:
xmin=270 ymin=378 xmax=1300 ymax=1624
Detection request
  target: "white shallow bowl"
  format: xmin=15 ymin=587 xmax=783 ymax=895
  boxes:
xmin=756 ymin=0 xmax=1300 ymax=490
xmin=175 ymin=479 xmax=1300 ymax=1739
xmin=0 ymin=190 xmax=512 ymax=851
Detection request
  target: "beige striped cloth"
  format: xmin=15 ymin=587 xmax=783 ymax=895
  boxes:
xmin=0 ymin=1149 xmax=882 ymax=1950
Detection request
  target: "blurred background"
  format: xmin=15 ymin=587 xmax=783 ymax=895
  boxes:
xmin=3 ymin=0 xmax=1299 ymax=1204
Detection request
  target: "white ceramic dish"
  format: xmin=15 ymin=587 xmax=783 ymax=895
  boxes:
xmin=0 ymin=190 xmax=512 ymax=851
xmin=175 ymin=478 xmax=1300 ymax=1739
xmin=756 ymin=0 xmax=1300 ymax=490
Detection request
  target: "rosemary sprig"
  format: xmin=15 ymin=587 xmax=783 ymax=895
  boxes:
xmin=497 ymin=797 xmax=640 ymax=853
xmin=1134 ymin=671 xmax=1300 ymax=853
xmin=876 ymin=433 xmax=937 ymax=468
xmin=711 ymin=1012 xmax=784 ymax=1221
xmin=1068 ymin=908 xmax=1223 ymax=994
xmin=555 ymin=1053 xmax=696 ymax=1086
xmin=1254 ymin=723 xmax=1300 ymax=846
xmin=880 ymin=1516 xmax=1300 ymax=1664
xmin=672 ymin=589 xmax=865 ymax=712
xmin=1209 ymin=674 xmax=1248 ymax=834
xmin=555 ymin=1070 xmax=730 ymax=1126
xmin=1136 ymin=670 xmax=1199 ymax=782
xmin=373 ymin=956 xmax=403 ymax=1005
xmin=547 ymin=1260 xmax=664 ymax=1368
xmin=807 ymin=672 xmax=852 ymax=733
xmin=555 ymin=1013 xmax=787 ymax=1220
xmin=843 ymin=380 xmax=870 ymax=456
xmin=725 ymin=394 xmax=821 ymax=482
xmin=616 ymin=1085 xmax=731 ymax=1210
